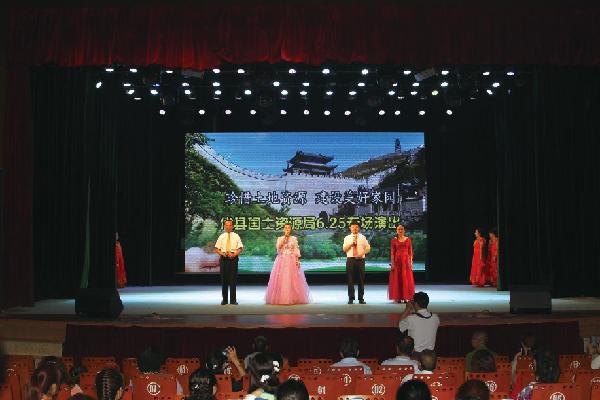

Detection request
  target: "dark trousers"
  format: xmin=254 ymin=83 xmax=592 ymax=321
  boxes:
xmin=220 ymin=256 xmax=238 ymax=303
xmin=346 ymin=257 xmax=366 ymax=301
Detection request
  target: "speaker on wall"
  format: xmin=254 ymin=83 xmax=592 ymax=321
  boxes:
xmin=75 ymin=287 xmax=123 ymax=319
xmin=510 ymin=285 xmax=552 ymax=314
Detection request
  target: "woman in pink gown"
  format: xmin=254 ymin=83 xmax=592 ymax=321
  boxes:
xmin=487 ymin=228 xmax=499 ymax=287
xmin=265 ymin=223 xmax=311 ymax=305
xmin=470 ymin=228 xmax=487 ymax=287
xmin=389 ymin=225 xmax=415 ymax=303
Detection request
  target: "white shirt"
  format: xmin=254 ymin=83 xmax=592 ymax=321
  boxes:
xmin=398 ymin=309 xmax=440 ymax=352
xmin=215 ymin=231 xmax=244 ymax=253
xmin=592 ymin=354 xmax=600 ymax=369
xmin=330 ymin=357 xmax=372 ymax=375
xmin=381 ymin=355 xmax=420 ymax=371
xmin=343 ymin=233 xmax=370 ymax=258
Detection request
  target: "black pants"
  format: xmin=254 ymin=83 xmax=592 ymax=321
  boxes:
xmin=220 ymin=256 xmax=238 ymax=303
xmin=346 ymin=257 xmax=365 ymax=301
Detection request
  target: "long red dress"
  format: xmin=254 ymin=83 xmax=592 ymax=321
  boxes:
xmin=116 ymin=240 xmax=127 ymax=288
xmin=389 ymin=236 xmax=415 ymax=301
xmin=487 ymin=238 xmax=498 ymax=287
xmin=470 ymin=237 xmax=487 ymax=287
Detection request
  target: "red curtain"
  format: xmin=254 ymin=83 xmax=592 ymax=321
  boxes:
xmin=4 ymin=3 xmax=600 ymax=307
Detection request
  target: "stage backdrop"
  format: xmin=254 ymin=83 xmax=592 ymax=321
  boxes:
xmin=184 ymin=132 xmax=426 ymax=274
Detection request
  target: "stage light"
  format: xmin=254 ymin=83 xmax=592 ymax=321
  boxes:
xmin=165 ymin=70 xmax=173 ymax=74
xmin=300 ymin=90 xmax=308 ymax=96
xmin=237 ymin=68 xmax=246 ymax=74
xmin=441 ymin=70 xmax=449 ymax=75
xmin=397 ymin=96 xmax=405 ymax=100
xmin=446 ymin=109 xmax=453 ymax=115
xmin=273 ymin=81 xmax=280 ymax=87
xmin=215 ymin=90 xmax=222 ymax=95
xmin=392 ymin=82 xmax=398 ymax=87
xmin=325 ymin=90 xmax=333 ymax=96
xmin=225 ymin=109 xmax=232 ymax=115
xmin=212 ymin=68 xmax=221 ymax=74
xmin=410 ymin=91 xmax=418 ymax=95
xmin=159 ymin=109 xmax=166 ymax=115
xmin=361 ymin=68 xmax=369 ymax=75
xmin=153 ymin=83 xmax=160 ymax=87
xmin=281 ymin=89 xmax=289 ymax=95
xmin=288 ymin=68 xmax=297 ymax=74
xmin=322 ymin=68 xmax=331 ymax=75
xmin=134 ymin=97 xmax=141 ymax=100
xmin=388 ymin=90 xmax=395 ymax=96
xmin=394 ymin=110 xmax=401 ymax=116
xmin=213 ymin=82 xmax=220 ymax=87
xmin=184 ymin=89 xmax=192 ymax=95
xmin=418 ymin=110 xmax=426 ymax=116
xmin=95 ymin=81 xmax=103 ymax=89
xmin=198 ymin=109 xmax=206 ymax=115
xmin=105 ymin=67 xmax=114 ymax=72
xmin=440 ymin=81 xmax=449 ymax=87
xmin=349 ymin=90 xmax=357 ymax=96
xmin=182 ymin=82 xmax=190 ymax=87
xmin=412 ymin=82 xmax=419 ymax=87
xmin=324 ymin=110 xmax=331 ymax=116
xmin=431 ymin=90 xmax=439 ymax=96
xmin=486 ymin=89 xmax=493 ymax=95
xmin=127 ymin=89 xmax=135 ymax=95
xmin=302 ymin=82 xmax=310 ymax=87
xmin=123 ymin=83 xmax=132 ymax=87
xmin=482 ymin=71 xmax=490 ymax=76
xmin=304 ymin=109 xmax=310 ymax=115
xmin=280 ymin=109 xmax=287 ymax=115
xmin=378 ymin=110 xmax=385 ymax=115
xmin=403 ymin=70 xmax=412 ymax=75
xmin=344 ymin=110 xmax=351 ymax=116
xmin=150 ymin=89 xmax=159 ymax=95
xmin=358 ymin=82 xmax=365 ymax=87
xmin=507 ymin=71 xmax=515 ymax=76
xmin=129 ymin=68 xmax=138 ymax=73
xmin=244 ymin=89 xmax=252 ymax=95
xmin=492 ymin=82 xmax=500 ymax=88
xmin=249 ymin=109 xmax=256 ymax=115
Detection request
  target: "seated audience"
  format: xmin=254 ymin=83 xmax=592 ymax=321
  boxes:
xmin=401 ymin=350 xmax=437 ymax=383
xmin=137 ymin=346 xmax=183 ymax=394
xmin=30 ymin=365 xmax=60 ymax=400
xmin=275 ymin=379 xmax=309 ymax=400
xmin=465 ymin=332 xmax=498 ymax=372
xmin=67 ymin=364 xmax=88 ymax=395
xmin=398 ymin=292 xmax=440 ymax=355
xmin=39 ymin=356 xmax=67 ymax=386
xmin=330 ymin=338 xmax=372 ymax=374
xmin=511 ymin=333 xmax=537 ymax=380
xmin=245 ymin=336 xmax=269 ymax=369
xmin=188 ymin=368 xmax=217 ymax=400
xmin=245 ymin=353 xmax=279 ymax=400
xmin=456 ymin=379 xmax=490 ymax=400
xmin=381 ymin=335 xmax=420 ymax=371
xmin=514 ymin=349 xmax=560 ymax=400
xmin=396 ymin=380 xmax=431 ymax=400
xmin=587 ymin=341 xmax=600 ymax=369
xmin=470 ymin=349 xmax=497 ymax=373
xmin=205 ymin=347 xmax=245 ymax=392
xmin=95 ymin=368 xmax=124 ymax=400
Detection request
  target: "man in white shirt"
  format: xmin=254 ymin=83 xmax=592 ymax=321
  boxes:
xmin=398 ymin=292 xmax=440 ymax=355
xmin=330 ymin=338 xmax=372 ymax=374
xmin=381 ymin=335 xmax=420 ymax=372
xmin=215 ymin=219 xmax=244 ymax=305
xmin=400 ymin=349 xmax=437 ymax=384
xmin=342 ymin=221 xmax=370 ymax=304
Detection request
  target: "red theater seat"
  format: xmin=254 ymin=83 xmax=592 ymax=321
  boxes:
xmin=354 ymin=375 xmax=402 ymax=400
xmin=530 ymin=383 xmax=579 ymax=400
xmin=164 ymin=358 xmax=201 ymax=395
xmin=132 ymin=374 xmax=177 ymax=400
xmin=466 ymin=372 xmax=512 ymax=393
xmin=0 ymin=384 xmax=12 ymax=400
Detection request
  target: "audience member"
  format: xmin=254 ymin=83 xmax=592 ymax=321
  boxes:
xmin=246 ymin=353 xmax=279 ymax=400
xmin=67 ymin=364 xmax=87 ymax=395
xmin=470 ymin=349 xmax=497 ymax=373
xmin=275 ymin=379 xmax=309 ymax=400
xmin=188 ymin=368 xmax=217 ymax=400
xmin=588 ymin=341 xmax=600 ymax=369
xmin=95 ymin=368 xmax=124 ymax=400
xmin=205 ymin=347 xmax=245 ymax=392
xmin=401 ymin=350 xmax=437 ymax=383
xmin=137 ymin=346 xmax=183 ymax=394
xmin=330 ymin=338 xmax=372 ymax=374
xmin=515 ymin=349 xmax=560 ymax=400
xmin=398 ymin=292 xmax=440 ymax=355
xmin=39 ymin=356 xmax=67 ymax=386
xmin=381 ymin=335 xmax=420 ymax=371
xmin=465 ymin=332 xmax=498 ymax=372
xmin=456 ymin=379 xmax=490 ymax=400
xmin=30 ymin=365 xmax=60 ymax=400
xmin=511 ymin=333 xmax=537 ymax=380
xmin=245 ymin=336 xmax=269 ymax=369
xmin=396 ymin=380 xmax=431 ymax=400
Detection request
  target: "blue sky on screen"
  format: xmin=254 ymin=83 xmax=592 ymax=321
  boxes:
xmin=205 ymin=132 xmax=424 ymax=176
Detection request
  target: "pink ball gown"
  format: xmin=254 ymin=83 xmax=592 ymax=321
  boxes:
xmin=265 ymin=236 xmax=311 ymax=305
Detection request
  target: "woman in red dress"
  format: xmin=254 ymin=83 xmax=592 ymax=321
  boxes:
xmin=470 ymin=228 xmax=487 ymax=287
xmin=389 ymin=224 xmax=415 ymax=303
xmin=116 ymin=232 xmax=127 ymax=288
xmin=487 ymin=228 xmax=499 ymax=287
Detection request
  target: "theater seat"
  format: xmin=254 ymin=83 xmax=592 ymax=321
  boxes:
xmin=530 ymin=383 xmax=579 ymax=400
xmin=0 ymin=384 xmax=13 ymax=400
xmin=131 ymin=374 xmax=178 ymax=400
xmin=466 ymin=372 xmax=511 ymax=393
xmin=164 ymin=358 xmax=201 ymax=395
